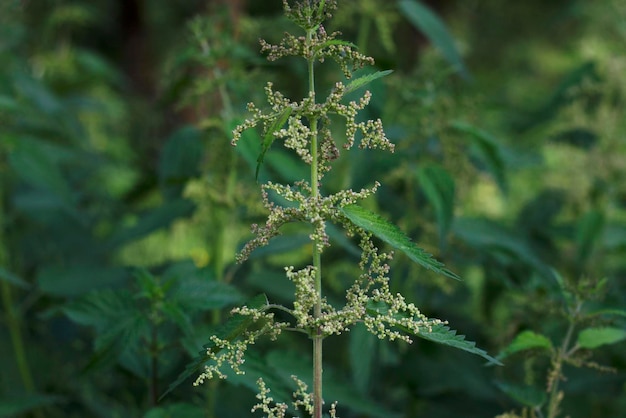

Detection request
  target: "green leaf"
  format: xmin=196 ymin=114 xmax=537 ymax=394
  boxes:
xmin=256 ymin=106 xmax=292 ymax=180
xmin=159 ymin=294 xmax=269 ymax=400
xmin=497 ymin=330 xmax=553 ymax=361
xmin=0 ymin=394 xmax=63 ymax=416
xmin=344 ymin=70 xmax=393 ymax=95
xmin=416 ymin=323 xmax=501 ymax=364
xmin=38 ymin=264 xmax=128 ymax=297
xmin=316 ymin=39 xmax=358 ymax=53
xmin=450 ymin=121 xmax=507 ymax=193
xmin=365 ymin=300 xmax=501 ymax=365
xmin=107 ymin=198 xmax=196 ymax=248
xmin=159 ymin=125 xmax=203 ymax=198
xmin=576 ymin=209 xmax=604 ymax=261
xmin=416 ymin=163 xmax=455 ymax=246
xmin=341 ymin=204 xmax=460 ymax=280
xmin=9 ymin=141 xmax=72 ymax=201
xmin=398 ymin=0 xmax=469 ymax=79
xmin=495 ymin=381 xmax=546 ymax=408
xmin=586 ymin=309 xmax=626 ymax=318
xmin=577 ymin=327 xmax=626 ymax=349
xmin=349 ymin=322 xmax=376 ymax=394
xmin=0 ymin=267 xmax=29 ymax=288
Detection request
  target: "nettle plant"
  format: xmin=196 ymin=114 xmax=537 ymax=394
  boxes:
xmin=164 ymin=1 xmax=498 ymax=416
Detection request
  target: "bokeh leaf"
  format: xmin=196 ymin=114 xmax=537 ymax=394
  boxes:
xmin=398 ymin=0 xmax=469 ymax=79
xmin=577 ymin=327 xmax=626 ymax=349
xmin=160 ymin=294 xmax=269 ymax=400
xmin=0 ymin=267 xmax=29 ymax=288
xmin=344 ymin=70 xmax=393 ymax=95
xmin=497 ymin=330 xmax=554 ymax=361
xmin=417 ymin=163 xmax=455 ymax=246
xmin=450 ymin=121 xmax=507 ymax=194
xmin=494 ymin=381 xmax=546 ymax=408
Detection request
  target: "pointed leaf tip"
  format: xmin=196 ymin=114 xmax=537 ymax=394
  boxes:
xmin=341 ymin=204 xmax=461 ymax=280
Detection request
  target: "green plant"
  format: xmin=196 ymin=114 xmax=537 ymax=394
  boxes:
xmin=494 ymin=274 xmax=626 ymax=418
xmin=164 ymin=1 xmax=498 ymax=417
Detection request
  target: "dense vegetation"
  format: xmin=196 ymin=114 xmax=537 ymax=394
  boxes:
xmin=1 ymin=1 xmax=625 ymax=417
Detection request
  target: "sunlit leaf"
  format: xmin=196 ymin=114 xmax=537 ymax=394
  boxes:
xmin=398 ymin=0 xmax=469 ymax=79
xmin=497 ymin=330 xmax=554 ymax=361
xmin=341 ymin=204 xmax=460 ymax=280
xmin=577 ymin=327 xmax=626 ymax=349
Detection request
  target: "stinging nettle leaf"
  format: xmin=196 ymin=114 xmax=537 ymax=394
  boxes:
xmin=497 ymin=330 xmax=553 ymax=361
xmin=256 ymin=107 xmax=293 ymax=180
xmin=398 ymin=0 xmax=469 ymax=79
xmin=344 ymin=70 xmax=393 ymax=95
xmin=365 ymin=300 xmax=500 ymax=365
xmin=577 ymin=327 xmax=626 ymax=349
xmin=341 ymin=204 xmax=461 ymax=280
xmin=160 ymin=294 xmax=269 ymax=400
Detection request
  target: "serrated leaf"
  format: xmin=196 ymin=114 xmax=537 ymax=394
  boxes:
xmin=344 ymin=70 xmax=393 ymax=95
xmin=341 ymin=204 xmax=460 ymax=280
xmin=159 ymin=294 xmax=269 ymax=400
xmin=256 ymin=107 xmax=292 ymax=180
xmin=577 ymin=327 xmax=626 ymax=349
xmin=0 ymin=267 xmax=29 ymax=288
xmin=416 ymin=323 xmax=501 ymax=364
xmin=497 ymin=330 xmax=553 ymax=361
xmin=417 ymin=164 xmax=455 ymax=246
xmin=365 ymin=300 xmax=500 ymax=364
xmin=495 ymin=381 xmax=546 ymax=408
xmin=398 ymin=0 xmax=469 ymax=79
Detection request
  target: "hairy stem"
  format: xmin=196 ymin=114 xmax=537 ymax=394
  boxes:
xmin=307 ymin=27 xmax=324 ymax=418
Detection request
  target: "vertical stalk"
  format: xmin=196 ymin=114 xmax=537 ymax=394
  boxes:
xmin=307 ymin=27 xmax=324 ymax=418
xmin=0 ymin=174 xmax=44 ymax=418
xmin=546 ymin=302 xmax=580 ymax=418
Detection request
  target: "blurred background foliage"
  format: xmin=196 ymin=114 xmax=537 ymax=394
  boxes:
xmin=0 ymin=0 xmax=625 ymax=417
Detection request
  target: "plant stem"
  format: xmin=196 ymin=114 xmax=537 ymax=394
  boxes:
xmin=546 ymin=302 xmax=581 ymax=418
xmin=307 ymin=27 xmax=324 ymax=418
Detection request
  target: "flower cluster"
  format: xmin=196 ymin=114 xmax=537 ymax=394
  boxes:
xmin=193 ymin=308 xmax=287 ymax=386
xmin=237 ymin=181 xmax=380 ymax=262
xmin=251 ymin=376 xmax=340 ymax=418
